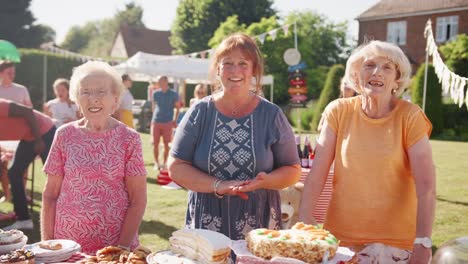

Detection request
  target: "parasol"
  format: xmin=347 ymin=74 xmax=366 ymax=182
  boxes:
xmin=0 ymin=40 xmax=21 ymax=63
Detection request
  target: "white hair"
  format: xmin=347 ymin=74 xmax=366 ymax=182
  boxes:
xmin=69 ymin=61 xmax=124 ymax=104
xmin=344 ymin=40 xmax=412 ymax=97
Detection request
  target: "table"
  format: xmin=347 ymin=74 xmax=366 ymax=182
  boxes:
xmin=299 ymin=167 xmax=334 ymax=224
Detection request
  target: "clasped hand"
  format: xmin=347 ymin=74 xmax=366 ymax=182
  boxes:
xmin=217 ymin=172 xmax=268 ymax=200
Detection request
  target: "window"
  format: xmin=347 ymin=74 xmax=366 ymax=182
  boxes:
xmin=436 ymin=16 xmax=459 ymax=43
xmin=387 ymin=21 xmax=407 ymax=45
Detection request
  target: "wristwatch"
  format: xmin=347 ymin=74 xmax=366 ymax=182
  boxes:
xmin=414 ymin=237 xmax=432 ymax=248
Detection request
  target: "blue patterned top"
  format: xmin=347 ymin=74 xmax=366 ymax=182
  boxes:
xmin=171 ymin=96 xmax=299 ymax=240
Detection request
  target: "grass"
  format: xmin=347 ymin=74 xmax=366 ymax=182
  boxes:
xmin=0 ymin=133 xmax=467 ymax=253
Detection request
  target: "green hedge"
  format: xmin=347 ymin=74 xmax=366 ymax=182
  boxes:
xmin=310 ymin=64 xmax=344 ymax=131
xmin=15 ymin=49 xmax=82 ymax=109
xmin=411 ymin=63 xmax=443 ymax=135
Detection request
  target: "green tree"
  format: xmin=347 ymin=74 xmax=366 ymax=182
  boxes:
xmin=310 ymin=64 xmax=344 ymax=131
xmin=0 ymin=0 xmax=55 ymax=48
xmin=440 ymin=34 xmax=468 ymax=75
xmin=412 ymin=63 xmax=443 ymax=135
xmin=61 ymin=2 xmax=145 ymax=56
xmin=171 ymin=0 xmax=276 ymax=54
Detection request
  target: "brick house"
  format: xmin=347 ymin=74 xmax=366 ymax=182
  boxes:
xmin=110 ymin=24 xmax=172 ymax=58
xmin=356 ymin=0 xmax=468 ymax=66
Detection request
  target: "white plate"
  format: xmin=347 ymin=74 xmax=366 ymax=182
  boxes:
xmin=25 ymin=239 xmax=80 ymax=258
xmin=34 ymin=245 xmax=81 ymax=263
xmin=147 ymin=250 xmax=199 ymax=264
xmin=0 ymin=235 xmax=28 ymax=255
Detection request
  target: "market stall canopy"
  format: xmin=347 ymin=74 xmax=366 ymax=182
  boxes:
xmin=114 ymin=51 xmax=211 ymax=83
xmin=0 ymin=40 xmax=21 ymax=63
xmin=114 ymin=51 xmax=274 ymax=85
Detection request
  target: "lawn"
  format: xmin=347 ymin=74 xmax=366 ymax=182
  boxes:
xmin=0 ymin=133 xmax=467 ymax=254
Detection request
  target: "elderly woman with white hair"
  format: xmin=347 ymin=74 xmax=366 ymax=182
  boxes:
xmin=41 ymin=61 xmax=147 ymax=254
xmin=299 ymin=40 xmax=435 ymax=263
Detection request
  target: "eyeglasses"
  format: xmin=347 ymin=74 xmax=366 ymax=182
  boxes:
xmin=79 ymin=89 xmax=112 ymax=98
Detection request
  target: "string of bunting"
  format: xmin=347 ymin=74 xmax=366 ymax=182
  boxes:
xmin=424 ymin=20 xmax=468 ymax=109
xmin=39 ymin=42 xmax=121 ymax=65
xmin=186 ymin=23 xmax=292 ymax=59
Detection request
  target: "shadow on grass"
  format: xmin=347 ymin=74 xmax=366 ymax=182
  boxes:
xmin=140 ymin=219 xmax=178 ymax=240
xmin=437 ymin=197 xmax=468 ymax=207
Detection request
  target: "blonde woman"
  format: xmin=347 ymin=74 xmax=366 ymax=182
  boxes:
xmin=299 ymin=41 xmax=435 ymax=263
xmin=41 ymin=61 xmax=147 ymax=253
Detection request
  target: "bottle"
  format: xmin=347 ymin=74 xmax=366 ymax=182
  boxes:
xmin=295 ymin=135 xmax=303 ymax=160
xmin=308 ymin=151 xmax=315 ymax=168
xmin=301 ymin=136 xmax=310 ymax=168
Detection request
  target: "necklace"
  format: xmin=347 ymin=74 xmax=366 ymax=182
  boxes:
xmin=229 ymin=94 xmax=256 ymax=117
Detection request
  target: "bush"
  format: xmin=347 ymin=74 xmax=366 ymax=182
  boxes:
xmin=437 ymin=103 xmax=468 ymax=141
xmin=310 ymin=64 xmax=344 ymax=131
xmin=411 ymin=63 xmax=443 ymax=135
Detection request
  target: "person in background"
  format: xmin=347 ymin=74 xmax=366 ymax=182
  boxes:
xmin=339 ymin=78 xmax=358 ymax=98
xmin=41 ymin=61 xmax=147 ymax=254
xmin=113 ymin=74 xmax=135 ymax=128
xmin=0 ymin=61 xmax=32 ymax=107
xmin=0 ymin=98 xmax=56 ymax=230
xmin=299 ymin=40 xmax=435 ymax=263
xmin=189 ymin=84 xmax=207 ymax=107
xmin=168 ymin=33 xmax=301 ymax=244
xmin=147 ymin=79 xmax=160 ymax=101
xmin=151 ymin=75 xmax=181 ymax=171
xmin=43 ymin=78 xmax=79 ymax=127
xmin=0 ymin=61 xmax=33 ymax=206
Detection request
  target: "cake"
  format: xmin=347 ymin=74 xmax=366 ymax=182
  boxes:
xmin=169 ymin=229 xmax=231 ymax=264
xmin=246 ymin=222 xmax=339 ymax=263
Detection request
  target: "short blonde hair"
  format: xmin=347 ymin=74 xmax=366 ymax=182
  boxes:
xmin=209 ymin=33 xmax=264 ymax=93
xmin=69 ymin=61 xmax=124 ymax=104
xmin=344 ymin=40 xmax=411 ymax=97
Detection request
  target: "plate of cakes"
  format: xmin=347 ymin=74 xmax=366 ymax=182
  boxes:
xmin=232 ymin=222 xmax=354 ymax=264
xmin=24 ymin=239 xmax=81 ymax=263
xmin=146 ymin=228 xmax=232 ymax=264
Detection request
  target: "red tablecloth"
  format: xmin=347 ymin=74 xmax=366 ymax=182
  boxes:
xmin=299 ymin=168 xmax=334 ymax=224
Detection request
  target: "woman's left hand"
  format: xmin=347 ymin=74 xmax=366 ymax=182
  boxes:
xmin=232 ymin=172 xmax=268 ymax=193
xmin=409 ymin=245 xmax=432 ymax=264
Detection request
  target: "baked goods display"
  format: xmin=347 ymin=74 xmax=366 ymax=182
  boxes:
xmin=246 ymin=222 xmax=339 ymax=263
xmin=0 ymin=249 xmax=35 ymax=264
xmin=169 ymin=229 xmax=231 ymax=264
xmin=79 ymin=245 xmax=151 ymax=264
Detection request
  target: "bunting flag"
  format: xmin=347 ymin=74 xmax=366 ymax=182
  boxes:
xmin=39 ymin=42 xmax=120 ymax=64
xmin=425 ymin=20 xmax=468 ymax=109
xmin=183 ymin=23 xmax=293 ymax=58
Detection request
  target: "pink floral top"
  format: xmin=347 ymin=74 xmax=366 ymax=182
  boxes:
xmin=43 ymin=122 xmax=147 ymax=254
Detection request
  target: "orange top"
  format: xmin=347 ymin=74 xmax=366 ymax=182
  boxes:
xmin=0 ymin=98 xmax=54 ymax=141
xmin=322 ymin=96 xmax=432 ymax=249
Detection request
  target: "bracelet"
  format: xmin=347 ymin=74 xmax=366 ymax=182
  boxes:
xmin=117 ymin=245 xmax=130 ymax=251
xmin=213 ymin=179 xmax=224 ymax=198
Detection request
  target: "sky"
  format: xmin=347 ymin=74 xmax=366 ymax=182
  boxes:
xmin=30 ymin=0 xmax=380 ymax=44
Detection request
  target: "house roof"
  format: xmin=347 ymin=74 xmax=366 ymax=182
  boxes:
xmin=118 ymin=25 xmax=172 ymax=56
xmin=357 ymin=0 xmax=468 ymax=21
